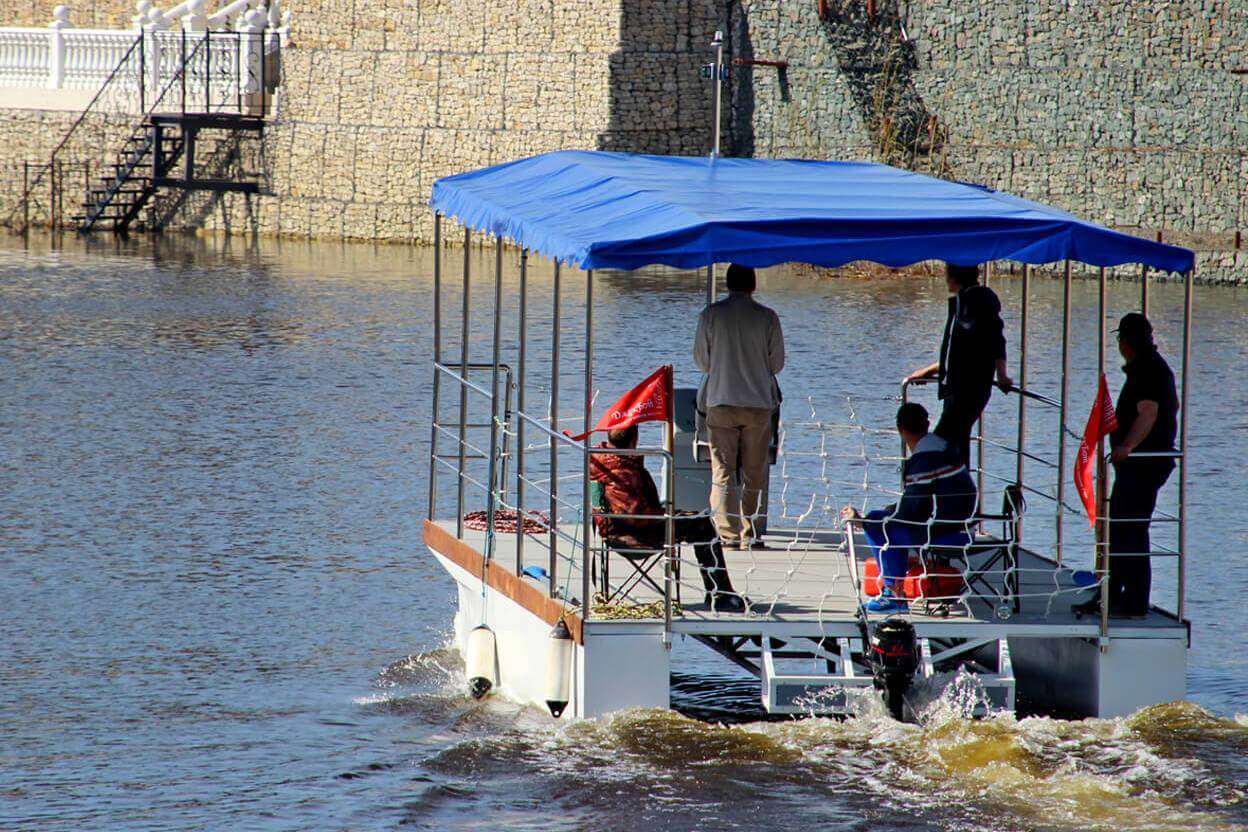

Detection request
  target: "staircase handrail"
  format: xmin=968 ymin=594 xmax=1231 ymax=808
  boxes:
xmin=207 ymin=0 xmax=252 ymax=29
xmin=7 ymin=32 xmax=142 ymax=229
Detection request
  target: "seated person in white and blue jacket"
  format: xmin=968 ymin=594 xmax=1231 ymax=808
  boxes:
xmin=842 ymin=403 xmax=978 ymax=613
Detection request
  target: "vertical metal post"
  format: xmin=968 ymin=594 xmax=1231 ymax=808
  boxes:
xmin=1178 ymin=267 xmax=1193 ymax=620
xmin=484 ymin=237 xmax=505 ymax=561
xmin=664 ymin=369 xmax=676 ymax=639
xmin=549 ymin=262 xmax=561 ymax=595
xmin=1096 ymin=266 xmax=1110 ymax=642
xmin=1055 ymin=260 xmax=1072 ymax=564
xmin=1014 ymin=265 xmax=1030 ymax=536
xmin=515 ymin=249 xmax=528 ymax=574
xmin=152 ymin=122 xmax=163 ymax=180
xmin=710 ymin=31 xmax=724 ymax=158
xmin=180 ymin=27 xmax=186 ymax=114
xmin=1140 ymin=265 xmax=1150 ymax=316
xmin=582 ymin=269 xmax=594 ymax=618
xmin=21 ymin=162 xmax=28 ymax=232
xmin=205 ymin=29 xmax=210 ymax=111
xmin=456 ymin=227 xmax=472 ymax=539
xmin=427 ymin=213 xmax=442 ymax=519
xmin=139 ymin=32 xmax=146 ymax=113
xmin=49 ymin=160 xmax=57 ymax=230
xmin=705 ymin=263 xmax=715 ymax=307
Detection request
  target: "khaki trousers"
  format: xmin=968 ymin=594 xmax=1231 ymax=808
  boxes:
xmin=706 ymin=405 xmax=772 ymax=545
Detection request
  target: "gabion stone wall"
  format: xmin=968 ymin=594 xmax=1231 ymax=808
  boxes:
xmin=733 ymin=0 xmax=1248 ymax=282
xmin=1 ymin=0 xmax=1243 ymax=282
xmin=197 ymin=0 xmax=722 ymax=242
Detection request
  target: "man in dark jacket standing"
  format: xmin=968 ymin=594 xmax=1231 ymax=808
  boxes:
xmin=907 ymin=264 xmax=1012 ymax=465
xmin=1074 ymin=313 xmax=1178 ymax=618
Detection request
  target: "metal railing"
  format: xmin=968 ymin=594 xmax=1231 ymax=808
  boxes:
xmin=432 ymin=360 xmax=678 ymax=630
xmin=898 ymin=260 xmax=1191 ymax=643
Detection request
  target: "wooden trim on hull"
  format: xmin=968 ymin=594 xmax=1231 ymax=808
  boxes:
xmin=424 ymin=519 xmax=584 ymax=644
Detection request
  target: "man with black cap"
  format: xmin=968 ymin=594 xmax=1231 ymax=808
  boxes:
xmin=1075 ymin=312 xmax=1178 ymax=618
xmin=906 ymin=263 xmax=1013 ymax=466
xmin=694 ymin=263 xmax=785 ymax=550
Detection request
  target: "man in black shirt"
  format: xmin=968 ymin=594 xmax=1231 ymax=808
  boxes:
xmin=907 ymin=264 xmax=1013 ymax=465
xmin=1099 ymin=313 xmax=1178 ymax=616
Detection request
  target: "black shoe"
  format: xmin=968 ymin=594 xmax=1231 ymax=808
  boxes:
xmin=705 ymin=591 xmax=747 ymax=614
xmin=1071 ymin=597 xmax=1100 ymax=618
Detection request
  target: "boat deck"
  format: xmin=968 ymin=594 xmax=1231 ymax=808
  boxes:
xmin=431 ymin=520 xmax=1186 ymax=640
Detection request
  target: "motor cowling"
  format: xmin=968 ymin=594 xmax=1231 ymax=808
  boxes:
xmin=865 ymin=617 xmax=919 ymax=720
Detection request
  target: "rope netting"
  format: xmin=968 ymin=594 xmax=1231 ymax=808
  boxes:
xmin=455 ymin=391 xmax=1108 ymax=623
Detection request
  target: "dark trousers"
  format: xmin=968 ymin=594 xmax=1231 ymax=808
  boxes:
xmin=620 ymin=513 xmax=735 ymax=595
xmin=934 ymin=388 xmax=991 ymax=467
xmin=1107 ymin=459 xmax=1173 ymax=614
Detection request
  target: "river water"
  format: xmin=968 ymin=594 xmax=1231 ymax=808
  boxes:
xmin=2 ymin=232 xmax=1247 ymax=831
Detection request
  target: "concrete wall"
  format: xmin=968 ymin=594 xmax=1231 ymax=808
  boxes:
xmin=733 ymin=0 xmax=1248 ymax=281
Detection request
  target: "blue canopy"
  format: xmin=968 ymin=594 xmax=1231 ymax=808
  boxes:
xmin=430 ymin=150 xmax=1194 ymax=274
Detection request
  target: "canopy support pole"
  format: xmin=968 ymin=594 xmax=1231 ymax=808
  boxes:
xmin=516 ymin=249 xmax=528 ymax=575
xmin=1141 ymin=265 xmax=1150 ymax=316
xmin=1179 ymin=266 xmax=1193 ymax=621
xmin=1097 ymin=266 xmax=1109 ymax=644
xmin=549 ymin=262 xmax=561 ymax=596
xmin=582 ymin=269 xmax=595 ymax=619
xmin=427 ymin=212 xmax=442 ymax=520
xmin=485 ymin=237 xmax=505 ymax=562
xmin=456 ymin=228 xmax=472 ymax=539
xmin=1055 ymin=260 xmax=1072 ymax=564
xmin=705 ymin=264 xmax=715 ymax=307
xmin=1014 ymin=264 xmax=1030 ymax=539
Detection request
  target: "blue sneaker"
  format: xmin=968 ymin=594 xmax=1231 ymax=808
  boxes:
xmin=864 ymin=589 xmax=909 ymax=614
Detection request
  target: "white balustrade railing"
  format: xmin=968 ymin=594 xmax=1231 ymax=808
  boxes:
xmin=0 ymin=29 xmax=51 ymax=87
xmin=0 ymin=0 xmax=287 ymax=94
xmin=61 ymin=30 xmax=136 ymax=88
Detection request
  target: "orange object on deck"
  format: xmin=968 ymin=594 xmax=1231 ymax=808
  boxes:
xmin=864 ymin=555 xmax=964 ymax=600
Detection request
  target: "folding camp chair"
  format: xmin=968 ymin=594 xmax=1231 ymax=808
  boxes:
xmin=589 ymin=481 xmax=678 ymax=605
xmin=923 ymin=484 xmax=1024 ymax=618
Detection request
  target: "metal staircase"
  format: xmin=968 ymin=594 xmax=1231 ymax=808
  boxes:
xmin=76 ymin=119 xmax=186 ymax=232
xmin=75 ymin=112 xmax=263 ymax=233
xmin=12 ymin=25 xmax=278 ymax=234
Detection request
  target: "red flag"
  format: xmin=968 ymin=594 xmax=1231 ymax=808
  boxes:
xmin=1074 ymin=373 xmax=1119 ymax=527
xmin=565 ymin=365 xmax=672 ymax=442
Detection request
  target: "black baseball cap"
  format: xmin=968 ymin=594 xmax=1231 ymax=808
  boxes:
xmin=1113 ymin=312 xmax=1153 ymax=340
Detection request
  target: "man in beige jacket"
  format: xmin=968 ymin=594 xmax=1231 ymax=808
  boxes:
xmin=694 ymin=264 xmax=785 ymax=550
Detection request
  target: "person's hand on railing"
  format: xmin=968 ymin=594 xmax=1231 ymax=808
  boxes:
xmin=903 ymin=362 xmax=939 ymax=386
xmin=995 ymin=359 xmax=1013 ymax=393
xmin=840 ymin=505 xmax=861 ymax=523
xmin=1109 ymin=444 xmax=1133 ymax=464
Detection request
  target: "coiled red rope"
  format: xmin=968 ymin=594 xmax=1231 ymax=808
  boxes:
xmin=462 ymin=509 xmax=549 ymax=535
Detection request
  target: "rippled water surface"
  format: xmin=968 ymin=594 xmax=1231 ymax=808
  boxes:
xmin=2 ymin=233 xmax=1247 ymax=831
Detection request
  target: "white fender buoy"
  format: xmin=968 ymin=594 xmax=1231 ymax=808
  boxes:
xmin=545 ymin=619 xmax=573 ymax=718
xmin=465 ymin=624 xmax=497 ymax=700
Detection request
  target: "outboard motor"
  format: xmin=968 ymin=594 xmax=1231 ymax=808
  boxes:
xmin=863 ymin=617 xmax=920 ymax=720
